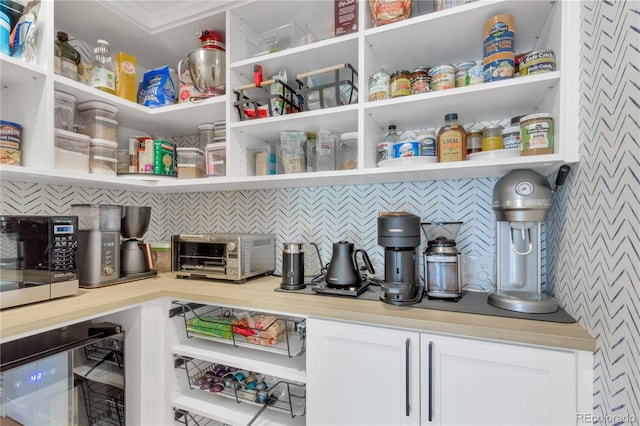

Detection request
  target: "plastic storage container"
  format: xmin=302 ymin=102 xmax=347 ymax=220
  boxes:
xmin=54 ymin=90 xmax=76 ymax=131
xmin=89 ymin=138 xmax=118 ymax=175
xmin=150 ymin=242 xmax=172 ymax=272
xmin=256 ymin=22 xmax=305 ymax=55
xmin=205 ymin=142 xmax=226 ymax=176
xmin=337 ymin=132 xmax=358 ymax=170
xmin=76 ymin=101 xmax=119 ymax=141
xmin=54 ymin=129 xmax=90 ymax=173
xmin=177 ymin=147 xmax=205 ymax=179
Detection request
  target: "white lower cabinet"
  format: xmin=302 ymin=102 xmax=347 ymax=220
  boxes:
xmin=307 ymin=318 xmax=590 ymax=426
xmin=306 ymin=318 xmax=421 ymax=425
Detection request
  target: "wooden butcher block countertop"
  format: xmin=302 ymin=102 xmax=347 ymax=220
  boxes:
xmin=0 ymin=274 xmax=596 ymax=352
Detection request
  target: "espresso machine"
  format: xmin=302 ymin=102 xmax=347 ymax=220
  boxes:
xmin=377 ymin=212 xmax=422 ymax=304
xmin=422 ymin=221 xmax=463 ymax=300
xmin=488 ymin=167 xmax=569 ymax=313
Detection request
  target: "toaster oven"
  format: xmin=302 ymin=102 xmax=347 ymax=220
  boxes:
xmin=172 ymin=233 xmax=275 ymax=283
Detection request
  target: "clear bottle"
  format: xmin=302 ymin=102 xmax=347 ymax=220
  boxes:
xmin=56 ymin=31 xmax=80 ymax=81
xmin=90 ymin=39 xmax=116 ymax=95
xmin=437 ymin=113 xmax=466 ymax=162
xmin=378 ymin=125 xmax=399 ymax=162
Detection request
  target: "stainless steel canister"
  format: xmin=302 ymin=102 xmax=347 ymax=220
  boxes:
xmin=281 ymin=242 xmax=305 ymax=290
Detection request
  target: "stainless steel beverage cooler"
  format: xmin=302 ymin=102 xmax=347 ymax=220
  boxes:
xmin=0 ymin=321 xmax=124 ymax=425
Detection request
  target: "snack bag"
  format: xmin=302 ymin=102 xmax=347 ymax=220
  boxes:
xmin=137 ymin=65 xmax=176 ymax=107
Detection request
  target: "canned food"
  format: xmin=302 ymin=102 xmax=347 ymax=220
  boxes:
xmin=0 ymin=120 xmax=22 ymax=165
xmin=416 ymin=130 xmax=436 ymax=157
xmin=369 ymin=71 xmax=391 ymax=101
xmin=465 ymin=63 xmax=484 ymax=86
xmin=390 ymin=70 xmax=411 ymax=97
xmin=520 ymin=113 xmax=553 ymax=155
xmin=454 ymin=61 xmax=475 ymax=87
xmin=519 ymin=50 xmax=555 ymax=76
xmin=393 ymin=141 xmax=420 ymax=158
xmin=428 ymin=64 xmax=455 ymax=91
xmin=482 ymin=125 xmax=503 ymax=151
xmin=377 ymin=142 xmax=394 ymax=162
xmin=410 ymin=67 xmax=431 ymax=95
xmin=466 ymin=129 xmax=482 ymax=154
xmin=483 ymin=14 xmax=515 ymax=82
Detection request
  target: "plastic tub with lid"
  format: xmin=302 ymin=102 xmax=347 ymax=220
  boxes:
xmin=89 ymin=138 xmax=118 ymax=175
xmin=54 ymin=90 xmax=76 ymax=131
xmin=76 ymin=101 xmax=119 ymax=141
xmin=337 ymin=132 xmax=358 ymax=170
xmin=205 ymin=142 xmax=226 ymax=176
xmin=54 ymin=128 xmax=90 ymax=173
xmin=177 ymin=147 xmax=205 ymax=179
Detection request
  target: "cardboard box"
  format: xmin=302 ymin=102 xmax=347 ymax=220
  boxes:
xmin=137 ymin=138 xmax=176 ymax=175
xmin=115 ymin=52 xmax=137 ymax=102
xmin=335 ymin=0 xmax=358 ymax=36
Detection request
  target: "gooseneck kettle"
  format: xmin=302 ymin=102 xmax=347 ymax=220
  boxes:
xmin=325 ymin=241 xmax=375 ymax=287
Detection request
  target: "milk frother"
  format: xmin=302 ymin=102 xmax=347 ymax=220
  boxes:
xmin=280 ymin=242 xmax=305 ymax=290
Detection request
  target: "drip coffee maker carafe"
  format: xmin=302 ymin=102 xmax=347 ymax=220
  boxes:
xmin=488 ymin=167 xmax=569 ymax=313
xmin=120 ymin=206 xmax=156 ymax=279
xmin=377 ymin=212 xmax=422 ymax=304
xmin=422 ymin=221 xmax=463 ymax=300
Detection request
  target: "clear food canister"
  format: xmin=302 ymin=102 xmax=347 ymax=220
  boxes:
xmin=198 ymin=123 xmax=215 ymax=146
xmin=206 ymin=142 xmax=226 ymax=176
xmin=337 ymin=132 xmax=358 ymax=170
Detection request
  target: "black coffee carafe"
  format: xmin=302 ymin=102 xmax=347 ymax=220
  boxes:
xmin=325 ymin=241 xmax=374 ymax=287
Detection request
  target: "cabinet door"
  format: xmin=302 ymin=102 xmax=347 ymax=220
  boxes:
xmin=420 ymin=334 xmax=577 ymax=425
xmin=307 ymin=318 xmax=420 ymax=426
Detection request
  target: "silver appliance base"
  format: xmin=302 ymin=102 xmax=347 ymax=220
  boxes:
xmin=487 ymin=291 xmax=558 ymax=314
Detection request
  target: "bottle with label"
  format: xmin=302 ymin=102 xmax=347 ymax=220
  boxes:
xmin=437 ymin=113 xmax=466 ymax=162
xmin=378 ymin=125 xmax=399 ymax=163
xmin=56 ymin=32 xmax=81 ymax=81
xmin=90 ymin=39 xmax=116 ymax=95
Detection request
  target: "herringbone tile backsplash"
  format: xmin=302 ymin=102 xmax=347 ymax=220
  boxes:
xmin=0 ymin=1 xmax=638 ymax=421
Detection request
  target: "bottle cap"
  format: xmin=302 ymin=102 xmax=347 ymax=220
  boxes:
xmin=97 ymin=39 xmax=109 ymax=45
xmin=388 ymin=125 xmax=396 ymax=130
xmin=445 ymin=113 xmax=458 ymax=121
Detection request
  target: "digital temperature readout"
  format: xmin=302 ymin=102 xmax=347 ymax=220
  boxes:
xmin=29 ymin=371 xmax=46 ymax=383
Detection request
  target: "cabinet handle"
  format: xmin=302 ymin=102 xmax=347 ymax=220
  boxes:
xmin=405 ymin=338 xmax=410 ymax=417
xmin=428 ymin=341 xmax=433 ymax=422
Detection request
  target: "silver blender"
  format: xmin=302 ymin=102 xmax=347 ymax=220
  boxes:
xmin=488 ymin=166 xmax=570 ymax=313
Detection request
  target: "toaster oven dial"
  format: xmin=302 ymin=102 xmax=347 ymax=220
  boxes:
xmin=227 ymin=241 xmax=237 ymax=252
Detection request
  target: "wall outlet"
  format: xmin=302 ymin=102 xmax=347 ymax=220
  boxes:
xmin=461 ymin=254 xmax=495 ymax=289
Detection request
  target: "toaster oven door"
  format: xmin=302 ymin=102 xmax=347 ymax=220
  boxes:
xmin=173 ymin=241 xmax=227 ymax=275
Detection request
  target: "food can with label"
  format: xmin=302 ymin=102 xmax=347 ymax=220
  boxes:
xmin=390 ymin=70 xmax=411 ymax=98
xmin=377 ymin=142 xmax=394 ymax=162
xmin=519 ymin=50 xmax=555 ymax=76
xmin=410 ymin=67 xmax=431 ymax=95
xmin=454 ymin=61 xmax=475 ymax=87
xmin=369 ymin=71 xmax=391 ymax=101
xmin=482 ymin=125 xmax=503 ymax=151
xmin=483 ymin=14 xmax=515 ymax=82
xmin=393 ymin=141 xmax=421 ymax=158
xmin=520 ymin=113 xmax=553 ymax=155
xmin=0 ymin=120 xmax=22 ymax=165
xmin=465 ymin=63 xmax=484 ymax=86
xmin=428 ymin=64 xmax=455 ymax=91
xmin=416 ymin=130 xmax=437 ymax=157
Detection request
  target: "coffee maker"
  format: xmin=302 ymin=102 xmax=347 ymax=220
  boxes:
xmin=488 ymin=167 xmax=569 ymax=313
xmin=377 ymin=212 xmax=422 ymax=304
xmin=71 ymin=204 xmax=157 ymax=288
xmin=71 ymin=204 xmax=122 ymax=287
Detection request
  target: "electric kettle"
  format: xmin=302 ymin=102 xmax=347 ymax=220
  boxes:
xmin=325 ymin=241 xmax=374 ymax=287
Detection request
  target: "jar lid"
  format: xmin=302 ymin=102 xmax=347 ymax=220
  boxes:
xmin=198 ymin=123 xmax=215 ymax=131
xmin=206 ymin=142 xmax=226 ymax=149
xmin=177 ymin=147 xmax=205 ymax=154
xmin=510 ymin=115 xmax=523 ymax=125
xmin=483 ymin=124 xmax=503 ymax=130
xmin=521 ymin=113 xmax=553 ymax=121
xmin=466 ymin=129 xmax=482 ymax=135
xmin=502 ymin=125 xmax=520 ymax=134
xmin=391 ymin=70 xmax=410 ymax=76
xmin=54 ymin=128 xmax=91 ymax=142
xmin=76 ymin=100 xmax=119 ymax=114
xmin=90 ymin=138 xmax=118 ymax=148
xmin=341 ymin=132 xmax=358 ymax=140
xmin=54 ymin=90 xmax=77 ymax=102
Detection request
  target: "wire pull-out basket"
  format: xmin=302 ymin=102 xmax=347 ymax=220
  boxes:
xmin=295 ymin=63 xmax=358 ymax=111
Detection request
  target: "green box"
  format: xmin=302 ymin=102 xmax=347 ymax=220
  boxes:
xmin=152 ymin=139 xmax=176 ymax=176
